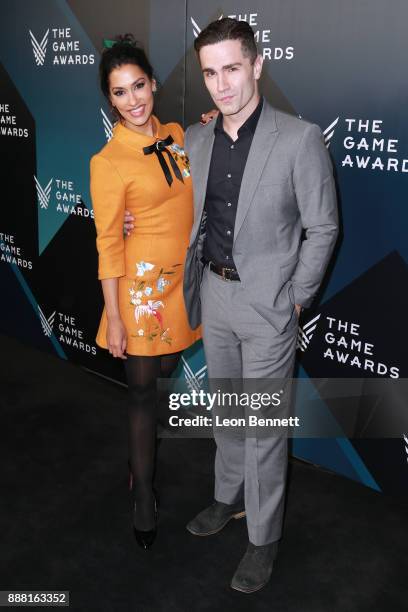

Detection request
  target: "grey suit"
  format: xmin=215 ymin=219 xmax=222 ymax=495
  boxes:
xmin=183 ymin=99 xmax=338 ymax=545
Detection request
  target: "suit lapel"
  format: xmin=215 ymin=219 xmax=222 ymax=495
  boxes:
xmin=233 ymin=102 xmax=279 ymax=243
xmin=190 ymin=126 xmax=215 ymax=245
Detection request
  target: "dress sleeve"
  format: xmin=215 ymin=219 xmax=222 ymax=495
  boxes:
xmin=90 ymin=154 xmax=126 ymax=280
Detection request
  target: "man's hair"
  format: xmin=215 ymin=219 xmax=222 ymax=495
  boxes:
xmin=194 ymin=17 xmax=258 ymax=64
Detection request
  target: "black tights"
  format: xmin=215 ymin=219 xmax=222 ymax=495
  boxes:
xmin=124 ymin=352 xmax=181 ymax=530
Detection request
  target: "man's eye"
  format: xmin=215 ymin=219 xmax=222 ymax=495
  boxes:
xmin=205 ymin=72 xmax=215 ymax=78
xmin=228 ymin=67 xmax=237 ymax=72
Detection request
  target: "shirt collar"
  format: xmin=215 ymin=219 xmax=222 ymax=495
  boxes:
xmin=214 ymin=96 xmax=263 ymax=137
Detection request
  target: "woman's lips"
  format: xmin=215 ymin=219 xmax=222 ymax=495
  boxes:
xmin=129 ymin=106 xmax=145 ymax=117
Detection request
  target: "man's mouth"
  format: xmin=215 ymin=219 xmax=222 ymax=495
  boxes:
xmin=218 ymin=95 xmax=234 ymax=103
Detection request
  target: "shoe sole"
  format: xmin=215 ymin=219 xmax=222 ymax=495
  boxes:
xmin=186 ymin=511 xmax=246 ymax=536
xmin=230 ymin=578 xmax=269 ymax=593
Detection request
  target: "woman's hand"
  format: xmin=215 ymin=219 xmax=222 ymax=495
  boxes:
xmin=124 ymin=209 xmax=134 ymax=236
xmin=106 ymin=315 xmax=127 ymax=359
xmin=200 ymin=109 xmax=219 ymax=125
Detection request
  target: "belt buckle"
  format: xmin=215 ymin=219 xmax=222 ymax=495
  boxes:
xmin=222 ymin=266 xmax=232 ymax=281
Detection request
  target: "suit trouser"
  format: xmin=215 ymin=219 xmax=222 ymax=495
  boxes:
xmin=200 ymin=265 xmax=298 ymax=546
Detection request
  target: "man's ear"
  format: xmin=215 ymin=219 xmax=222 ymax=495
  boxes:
xmin=253 ymin=54 xmax=264 ymax=81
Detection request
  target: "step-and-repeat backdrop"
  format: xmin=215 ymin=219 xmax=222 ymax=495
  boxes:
xmin=1 ymin=0 xmax=407 ymax=493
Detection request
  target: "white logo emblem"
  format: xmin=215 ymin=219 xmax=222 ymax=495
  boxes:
xmin=191 ymin=16 xmax=224 ymax=38
xmin=29 ymin=29 xmax=49 ymax=66
xmin=323 ymin=117 xmax=339 ymax=148
xmin=297 ymin=313 xmax=321 ymax=352
xmin=182 ymin=355 xmax=207 ymax=392
xmin=100 ymin=108 xmax=113 ymax=141
xmin=191 ymin=17 xmax=202 ymax=39
xmin=34 ymin=176 xmax=53 ymax=210
xmin=38 ymin=305 xmax=56 ymax=337
xmin=404 ymin=434 xmax=408 ymax=464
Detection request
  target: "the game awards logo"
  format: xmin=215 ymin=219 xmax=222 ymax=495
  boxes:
xmin=38 ymin=305 xmax=56 ymax=337
xmin=323 ymin=117 xmax=339 ymax=148
xmin=191 ymin=13 xmax=294 ymax=61
xmin=33 ymin=176 xmax=94 ymax=219
xmin=297 ymin=314 xmax=321 ymax=352
xmin=182 ymin=355 xmax=207 ymax=392
xmin=29 ymin=29 xmax=49 ymax=66
xmin=100 ymin=108 xmax=113 ymax=141
xmin=28 ymin=27 xmax=94 ymax=66
xmin=34 ymin=176 xmax=53 ymax=210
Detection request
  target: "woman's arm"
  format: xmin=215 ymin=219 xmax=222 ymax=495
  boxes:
xmin=90 ymin=154 xmax=127 ymax=358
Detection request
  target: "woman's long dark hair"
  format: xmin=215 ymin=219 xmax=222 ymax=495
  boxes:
xmin=99 ymin=34 xmax=155 ymax=102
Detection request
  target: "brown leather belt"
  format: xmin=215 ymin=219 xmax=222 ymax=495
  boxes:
xmin=206 ymin=260 xmax=241 ymax=281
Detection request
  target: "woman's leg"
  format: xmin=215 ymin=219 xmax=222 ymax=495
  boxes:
xmin=124 ymin=355 xmax=161 ymax=531
xmin=160 ymin=351 xmax=182 ymax=378
xmin=156 ymin=351 xmax=182 ymax=432
xmin=124 ymin=351 xmax=182 ymax=531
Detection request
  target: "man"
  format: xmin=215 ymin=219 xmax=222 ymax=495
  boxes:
xmin=183 ymin=17 xmax=338 ymax=594
xmin=126 ymin=17 xmax=338 ymax=593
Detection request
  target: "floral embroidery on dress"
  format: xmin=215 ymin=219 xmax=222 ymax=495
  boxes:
xmin=157 ymin=276 xmax=170 ymax=293
xmin=129 ymin=262 xmax=183 ymax=345
xmin=134 ymin=299 xmax=164 ymax=324
xmin=136 ymin=261 xmax=155 ymax=277
xmin=168 ymin=143 xmax=191 ymax=178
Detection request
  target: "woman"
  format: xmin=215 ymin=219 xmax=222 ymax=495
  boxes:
xmin=90 ymin=35 xmax=201 ymax=550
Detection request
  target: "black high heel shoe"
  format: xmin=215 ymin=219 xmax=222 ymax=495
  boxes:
xmin=133 ymin=494 xmax=159 ymax=550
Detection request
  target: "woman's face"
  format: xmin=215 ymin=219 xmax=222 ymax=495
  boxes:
xmin=109 ymin=63 xmax=156 ymax=134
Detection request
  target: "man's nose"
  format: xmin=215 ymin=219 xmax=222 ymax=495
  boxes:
xmin=217 ymin=73 xmax=228 ymax=92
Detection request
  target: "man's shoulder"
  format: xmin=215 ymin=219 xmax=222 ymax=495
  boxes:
xmin=185 ymin=120 xmax=213 ymax=145
xmin=263 ymin=101 xmax=315 ymax=135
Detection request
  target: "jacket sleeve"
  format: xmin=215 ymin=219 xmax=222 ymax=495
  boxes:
xmin=90 ymin=154 xmax=126 ymax=280
xmin=290 ymin=123 xmax=339 ymax=307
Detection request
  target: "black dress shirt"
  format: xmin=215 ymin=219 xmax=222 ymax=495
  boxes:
xmin=203 ymin=97 xmax=263 ymax=268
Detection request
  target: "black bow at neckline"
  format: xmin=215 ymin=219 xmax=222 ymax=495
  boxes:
xmin=143 ymin=135 xmax=184 ymax=187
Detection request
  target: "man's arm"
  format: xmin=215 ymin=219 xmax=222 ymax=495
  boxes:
xmin=290 ymin=123 xmax=339 ymax=308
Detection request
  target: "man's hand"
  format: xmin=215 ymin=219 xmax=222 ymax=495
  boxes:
xmin=200 ymin=109 xmax=219 ymax=125
xmin=295 ymin=304 xmax=302 ymax=318
xmin=124 ymin=209 xmax=134 ymax=236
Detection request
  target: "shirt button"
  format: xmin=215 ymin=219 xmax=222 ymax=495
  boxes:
xmin=226 ymin=230 xmax=231 ymax=236
xmin=227 ymin=202 xmax=232 ymax=207
xmin=230 ymin=144 xmax=234 ymax=149
xmin=226 ymin=255 xmax=230 ymax=260
xmin=227 ymin=173 xmax=231 ymax=178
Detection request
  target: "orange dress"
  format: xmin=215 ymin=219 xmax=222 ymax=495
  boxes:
xmin=90 ymin=117 xmax=201 ymax=356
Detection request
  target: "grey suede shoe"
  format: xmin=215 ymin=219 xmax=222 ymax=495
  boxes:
xmin=186 ymin=500 xmax=246 ymax=536
xmin=230 ymin=541 xmax=279 ymax=593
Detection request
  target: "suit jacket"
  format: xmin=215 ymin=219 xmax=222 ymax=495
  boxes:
xmin=183 ymin=98 xmax=339 ymax=333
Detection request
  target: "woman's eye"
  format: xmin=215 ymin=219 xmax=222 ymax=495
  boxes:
xmin=114 ymin=91 xmax=123 ymax=96
xmin=136 ymin=82 xmax=145 ymax=89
